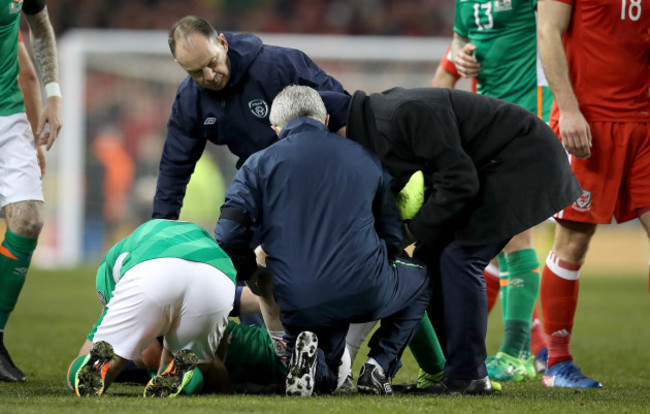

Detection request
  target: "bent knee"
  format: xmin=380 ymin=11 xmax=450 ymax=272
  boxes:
xmin=4 ymin=201 xmax=44 ymax=238
xmin=553 ymin=221 xmax=596 ymax=263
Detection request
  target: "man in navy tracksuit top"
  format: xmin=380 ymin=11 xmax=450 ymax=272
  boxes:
xmin=155 ymin=16 xmax=346 ymax=326
xmin=214 ymin=86 xmax=431 ymax=396
xmin=153 ymin=16 xmax=346 ymax=220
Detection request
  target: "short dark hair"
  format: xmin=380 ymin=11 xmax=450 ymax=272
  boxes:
xmin=168 ymin=15 xmax=219 ymax=58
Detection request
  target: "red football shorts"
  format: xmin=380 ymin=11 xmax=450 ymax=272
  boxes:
xmin=552 ymin=120 xmax=650 ymax=224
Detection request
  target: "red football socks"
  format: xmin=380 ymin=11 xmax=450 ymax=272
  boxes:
xmin=541 ymin=252 xmax=581 ymax=368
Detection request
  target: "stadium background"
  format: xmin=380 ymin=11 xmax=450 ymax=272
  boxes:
xmin=13 ymin=0 xmax=649 ymax=274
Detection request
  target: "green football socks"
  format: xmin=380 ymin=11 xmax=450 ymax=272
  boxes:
xmin=0 ymin=229 xmax=37 ymax=329
xmin=499 ymin=249 xmax=540 ymax=358
xmin=409 ymin=314 xmax=446 ymax=375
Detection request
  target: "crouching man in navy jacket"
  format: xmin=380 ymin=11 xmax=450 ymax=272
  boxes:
xmin=215 ymin=86 xmax=431 ymax=396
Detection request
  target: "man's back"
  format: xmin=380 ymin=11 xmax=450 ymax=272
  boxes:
xmin=345 ymin=87 xmax=580 ymax=246
xmin=366 ymin=87 xmax=543 ymax=167
xmin=221 ymin=118 xmax=400 ymax=320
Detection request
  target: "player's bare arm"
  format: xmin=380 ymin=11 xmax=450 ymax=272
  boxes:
xmin=451 ymin=33 xmax=480 ymax=78
xmin=24 ymin=7 xmax=62 ymax=151
xmin=431 ymin=64 xmax=459 ymax=88
xmin=17 ymin=41 xmax=46 ymax=176
xmin=538 ymin=0 xmax=592 ymax=159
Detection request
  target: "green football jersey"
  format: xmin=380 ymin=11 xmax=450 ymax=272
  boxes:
xmin=0 ymin=0 xmax=25 ymax=116
xmin=88 ymin=220 xmax=237 ymax=340
xmin=224 ymin=321 xmax=287 ymax=385
xmin=454 ymin=0 xmax=553 ymax=120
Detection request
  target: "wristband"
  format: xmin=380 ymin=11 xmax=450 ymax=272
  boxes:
xmin=45 ymin=82 xmax=62 ymax=98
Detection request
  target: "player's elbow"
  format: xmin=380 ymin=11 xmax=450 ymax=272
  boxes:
xmin=20 ymin=67 xmax=39 ymax=84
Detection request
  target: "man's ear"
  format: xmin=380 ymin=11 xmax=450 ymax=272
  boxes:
xmin=271 ymin=125 xmax=282 ymax=135
xmin=218 ymin=33 xmax=228 ymax=52
xmin=324 ymin=114 xmax=330 ymax=127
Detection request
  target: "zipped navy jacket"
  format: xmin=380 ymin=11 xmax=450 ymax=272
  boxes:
xmin=153 ymin=33 xmax=346 ymax=219
xmin=214 ymin=118 xmax=403 ymax=325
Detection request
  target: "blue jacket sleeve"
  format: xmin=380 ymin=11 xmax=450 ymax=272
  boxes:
xmin=280 ymin=50 xmax=349 ymax=132
xmin=214 ymin=156 xmax=262 ymax=281
xmin=293 ymin=51 xmax=346 ymax=94
xmin=152 ymin=85 xmax=207 ymax=219
xmin=265 ymin=45 xmax=348 ymax=98
xmin=373 ymin=168 xmax=403 ymax=258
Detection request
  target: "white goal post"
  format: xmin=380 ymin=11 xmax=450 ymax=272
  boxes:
xmin=42 ymin=30 xmax=453 ymax=268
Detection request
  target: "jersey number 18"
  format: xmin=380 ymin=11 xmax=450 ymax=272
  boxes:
xmin=621 ymin=0 xmax=642 ymax=21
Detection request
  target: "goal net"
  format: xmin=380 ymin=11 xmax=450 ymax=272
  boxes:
xmin=40 ymin=30 xmax=459 ymax=267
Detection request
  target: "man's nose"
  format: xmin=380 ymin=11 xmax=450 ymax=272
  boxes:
xmin=203 ymin=67 xmax=216 ymax=81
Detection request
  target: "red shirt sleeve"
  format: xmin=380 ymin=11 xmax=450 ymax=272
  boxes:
xmin=439 ymin=45 xmax=459 ymax=77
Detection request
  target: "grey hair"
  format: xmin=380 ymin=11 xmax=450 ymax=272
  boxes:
xmin=269 ymin=85 xmax=327 ymax=129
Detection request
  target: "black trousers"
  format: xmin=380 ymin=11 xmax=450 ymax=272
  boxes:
xmin=415 ymin=238 xmax=509 ymax=380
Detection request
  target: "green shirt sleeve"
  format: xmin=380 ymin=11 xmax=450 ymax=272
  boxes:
xmin=454 ymin=0 xmax=469 ymax=37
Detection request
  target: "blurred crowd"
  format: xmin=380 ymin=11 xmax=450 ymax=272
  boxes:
xmin=46 ymin=0 xmax=455 ymax=37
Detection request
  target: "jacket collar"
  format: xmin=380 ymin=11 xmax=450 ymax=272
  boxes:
xmin=279 ymin=117 xmax=329 ymax=139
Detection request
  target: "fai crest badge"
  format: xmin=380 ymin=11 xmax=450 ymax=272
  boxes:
xmin=494 ymin=0 xmax=513 ymax=11
xmin=9 ymin=0 xmax=23 ymax=13
xmin=572 ymin=190 xmax=592 ymax=212
xmin=248 ymin=99 xmax=269 ymax=119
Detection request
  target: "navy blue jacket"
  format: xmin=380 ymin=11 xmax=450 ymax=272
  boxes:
xmin=153 ymin=33 xmax=347 ymax=219
xmin=215 ymin=118 xmax=402 ymax=325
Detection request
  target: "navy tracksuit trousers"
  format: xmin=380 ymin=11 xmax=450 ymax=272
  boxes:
xmin=283 ymin=257 xmax=431 ymax=394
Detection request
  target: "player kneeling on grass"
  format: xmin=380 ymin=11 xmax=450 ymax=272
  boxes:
xmin=66 ymin=219 xmax=236 ymax=397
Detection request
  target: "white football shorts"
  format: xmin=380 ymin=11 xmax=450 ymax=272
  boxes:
xmin=0 ymin=113 xmax=43 ymax=208
xmin=93 ymin=257 xmax=235 ymax=363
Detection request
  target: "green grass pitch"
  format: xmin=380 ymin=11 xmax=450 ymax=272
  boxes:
xmin=1 ymin=267 xmax=649 ymax=413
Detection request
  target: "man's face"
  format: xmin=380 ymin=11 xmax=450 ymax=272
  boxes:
xmin=175 ymin=32 xmax=230 ymax=91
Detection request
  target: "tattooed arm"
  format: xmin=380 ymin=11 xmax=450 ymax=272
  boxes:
xmin=17 ymin=39 xmax=46 ymax=176
xmin=24 ymin=6 xmax=63 ymax=150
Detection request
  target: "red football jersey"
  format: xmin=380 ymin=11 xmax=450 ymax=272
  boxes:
xmin=550 ymin=0 xmax=650 ymax=122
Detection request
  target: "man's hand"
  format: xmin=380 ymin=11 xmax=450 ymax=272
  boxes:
xmin=36 ymin=143 xmax=46 ymax=176
xmin=558 ymin=109 xmax=592 ymax=159
xmin=247 ymin=265 xmax=273 ymax=298
xmin=454 ymin=43 xmax=481 ymax=78
xmin=37 ymin=96 xmax=63 ymax=150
